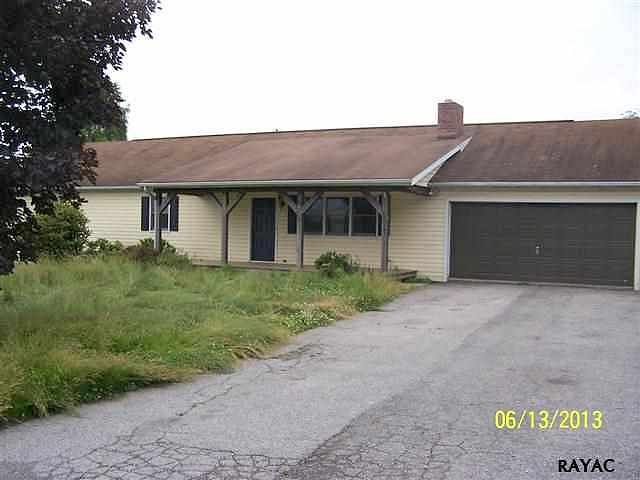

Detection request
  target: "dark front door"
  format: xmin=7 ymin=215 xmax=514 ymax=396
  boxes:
xmin=251 ymin=198 xmax=276 ymax=261
xmin=450 ymin=203 xmax=636 ymax=287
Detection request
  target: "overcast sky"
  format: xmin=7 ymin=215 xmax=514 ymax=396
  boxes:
xmin=112 ymin=0 xmax=639 ymax=140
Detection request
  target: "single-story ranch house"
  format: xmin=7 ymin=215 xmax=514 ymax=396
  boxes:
xmin=81 ymin=101 xmax=640 ymax=290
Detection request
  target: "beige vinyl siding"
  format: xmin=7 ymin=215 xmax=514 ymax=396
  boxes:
xmin=389 ymin=192 xmax=446 ymax=279
xmin=227 ymin=193 xmax=254 ymax=263
xmin=81 ymin=190 xmax=148 ymax=245
xmin=80 ymin=190 xmax=221 ymax=264
xmin=275 ymin=192 xmax=444 ymax=276
xmin=80 ymin=187 xmax=640 ymax=289
xmin=278 ymin=227 xmax=382 ymax=269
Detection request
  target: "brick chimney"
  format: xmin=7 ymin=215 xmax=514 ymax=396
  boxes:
xmin=437 ymin=99 xmax=464 ymax=139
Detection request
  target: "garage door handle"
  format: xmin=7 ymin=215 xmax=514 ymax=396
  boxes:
xmin=535 ymin=245 xmax=541 ymax=256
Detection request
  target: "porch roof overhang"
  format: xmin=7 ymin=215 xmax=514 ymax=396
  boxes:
xmin=430 ymin=181 xmax=640 ymax=188
xmin=135 ymin=178 xmax=413 ymax=191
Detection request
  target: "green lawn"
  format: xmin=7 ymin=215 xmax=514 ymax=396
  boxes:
xmin=0 ymin=256 xmax=406 ymax=421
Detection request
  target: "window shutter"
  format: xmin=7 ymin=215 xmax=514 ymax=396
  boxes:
xmin=150 ymin=197 xmax=155 ymax=230
xmin=170 ymin=196 xmax=179 ymax=231
xmin=141 ymin=197 xmax=150 ymax=231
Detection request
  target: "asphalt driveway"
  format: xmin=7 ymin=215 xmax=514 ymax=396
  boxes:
xmin=1 ymin=283 xmax=639 ymax=479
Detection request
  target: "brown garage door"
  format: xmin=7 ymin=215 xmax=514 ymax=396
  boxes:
xmin=450 ymin=203 xmax=636 ymax=287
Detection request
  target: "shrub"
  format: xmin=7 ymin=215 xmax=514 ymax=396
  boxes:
xmin=314 ymin=251 xmax=359 ymax=277
xmin=123 ymin=239 xmax=190 ymax=267
xmin=137 ymin=238 xmax=177 ymax=254
xmin=33 ymin=202 xmax=91 ymax=258
xmin=123 ymin=242 xmax=157 ymax=263
xmin=84 ymin=238 xmax=124 ymax=256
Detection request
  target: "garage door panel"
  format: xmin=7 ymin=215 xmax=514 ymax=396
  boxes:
xmin=451 ymin=203 xmax=636 ymax=287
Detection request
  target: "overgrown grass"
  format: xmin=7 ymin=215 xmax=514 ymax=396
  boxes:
xmin=0 ymin=256 xmax=406 ymax=421
xmin=403 ymin=275 xmax=432 ymax=285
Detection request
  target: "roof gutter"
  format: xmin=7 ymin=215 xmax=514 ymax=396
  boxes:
xmin=136 ymin=178 xmax=412 ymax=189
xmin=430 ymin=181 xmax=640 ymax=188
xmin=77 ymin=185 xmax=139 ymax=191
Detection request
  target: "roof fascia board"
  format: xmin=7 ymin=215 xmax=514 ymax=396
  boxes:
xmin=410 ymin=136 xmax=472 ymax=187
xmin=136 ymin=178 xmax=411 ymax=189
xmin=431 ymin=181 xmax=640 ymax=187
xmin=77 ymin=185 xmax=140 ymax=191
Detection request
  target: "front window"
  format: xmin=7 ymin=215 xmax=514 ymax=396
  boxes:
xmin=142 ymin=194 xmax=178 ymax=232
xmin=352 ymin=197 xmax=378 ymax=235
xmin=150 ymin=196 xmax=170 ymax=230
xmin=304 ymin=197 xmax=323 ymax=234
xmin=287 ymin=195 xmax=384 ymax=237
xmin=325 ymin=198 xmax=349 ymax=235
xmin=287 ymin=197 xmax=323 ymax=234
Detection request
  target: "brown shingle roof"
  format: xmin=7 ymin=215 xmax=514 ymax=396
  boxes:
xmin=88 ymin=126 xmax=466 ymax=187
xmin=432 ymin=119 xmax=640 ymax=183
xmin=87 ymin=118 xmax=640 ymax=187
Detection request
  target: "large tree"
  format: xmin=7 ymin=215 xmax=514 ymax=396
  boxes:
xmin=82 ymin=84 xmax=129 ymax=142
xmin=0 ymin=0 xmax=158 ymax=274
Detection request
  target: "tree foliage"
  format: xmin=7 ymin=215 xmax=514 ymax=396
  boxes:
xmin=82 ymin=123 xmax=128 ymax=143
xmin=0 ymin=0 xmax=158 ymax=274
xmin=82 ymin=88 xmax=129 ymax=142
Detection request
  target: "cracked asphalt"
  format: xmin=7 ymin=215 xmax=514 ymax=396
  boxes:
xmin=1 ymin=283 xmax=639 ymax=479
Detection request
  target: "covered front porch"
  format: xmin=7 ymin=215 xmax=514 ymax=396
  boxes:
xmin=145 ymin=183 xmax=431 ymax=274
